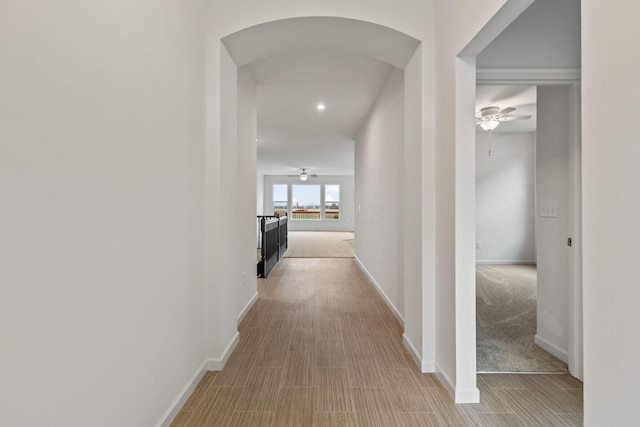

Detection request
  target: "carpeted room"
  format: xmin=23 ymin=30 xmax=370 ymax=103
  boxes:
xmin=476 ymin=264 xmax=567 ymax=372
xmin=475 ymin=110 xmax=573 ymax=373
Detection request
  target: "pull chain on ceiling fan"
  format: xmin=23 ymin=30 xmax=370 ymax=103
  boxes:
xmin=476 ymin=106 xmax=532 ymax=156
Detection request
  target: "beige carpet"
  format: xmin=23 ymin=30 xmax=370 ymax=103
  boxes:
xmin=476 ymin=264 xmax=568 ymax=373
xmin=284 ymin=231 xmax=354 ymax=258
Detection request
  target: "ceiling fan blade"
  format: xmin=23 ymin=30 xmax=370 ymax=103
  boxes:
xmin=499 ymin=107 xmax=516 ymax=115
xmin=498 ymin=115 xmax=532 ymax=121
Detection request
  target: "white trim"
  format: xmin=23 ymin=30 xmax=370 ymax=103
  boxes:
xmin=155 ymin=361 xmax=208 ymax=427
xmin=477 ymin=67 xmax=581 ymax=85
xmin=567 ymin=82 xmax=584 ymax=381
xmin=535 ymin=334 xmax=569 ymax=364
xmin=473 ymin=57 xmax=583 ymax=383
xmin=207 ymin=332 xmax=240 ymax=371
xmin=237 ymin=292 xmax=258 ymax=326
xmin=354 ymin=255 xmax=404 ymax=326
xmin=477 ymin=370 xmax=568 ymax=375
xmin=475 ymin=260 xmax=537 ymax=265
xmin=455 ymin=387 xmax=481 ymax=403
xmin=436 ymin=362 xmax=480 ymax=403
xmin=454 ymin=55 xmax=480 ymax=407
xmin=403 ymin=334 xmax=435 ymax=372
xmin=435 ymin=362 xmax=456 ymax=399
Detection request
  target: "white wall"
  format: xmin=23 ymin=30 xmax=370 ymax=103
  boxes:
xmin=355 ymin=67 xmax=405 ymax=320
xmin=582 ymin=2 xmax=640 ymax=424
xmin=434 ymin=0 xmax=512 ymax=401
xmin=403 ymin=48 xmax=435 ymax=371
xmin=237 ymin=68 xmax=259 ymax=319
xmin=476 ymin=132 xmax=536 ymax=263
xmin=263 ymin=175 xmax=355 ymax=231
xmin=256 ymin=172 xmax=265 ymax=216
xmin=535 ymin=86 xmax=571 ymax=362
xmin=0 ymin=1 xmax=207 ymax=425
xmin=213 ymin=44 xmax=241 ymax=363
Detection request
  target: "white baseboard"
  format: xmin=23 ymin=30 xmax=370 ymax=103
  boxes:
xmin=354 ymin=255 xmax=404 ymax=326
xmin=237 ymin=292 xmax=258 ymax=326
xmin=435 ymin=362 xmax=456 ymax=399
xmin=155 ymin=361 xmax=208 ymax=427
xmin=535 ymin=334 xmax=569 ymax=363
xmin=476 ymin=260 xmax=537 ymax=265
xmin=403 ymin=334 xmax=435 ymax=372
xmin=455 ymin=387 xmax=481 ymax=403
xmin=207 ymin=332 xmax=239 ymax=371
xmin=435 ymin=362 xmax=480 ymax=404
xmin=156 ymin=330 xmax=241 ymax=427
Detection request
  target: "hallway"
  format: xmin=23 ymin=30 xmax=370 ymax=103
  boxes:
xmin=172 ymin=257 xmax=583 ymax=426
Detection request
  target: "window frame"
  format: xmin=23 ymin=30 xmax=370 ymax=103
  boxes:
xmin=324 ymin=184 xmax=341 ymax=220
xmin=272 ymin=184 xmax=288 ymax=217
xmin=272 ymin=183 xmax=342 ymax=222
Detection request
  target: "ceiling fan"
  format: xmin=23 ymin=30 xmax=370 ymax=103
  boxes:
xmin=287 ymin=168 xmax=318 ymax=181
xmin=475 ymin=106 xmax=531 ymax=131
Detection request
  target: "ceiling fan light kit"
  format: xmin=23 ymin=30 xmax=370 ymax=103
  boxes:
xmin=480 ymin=120 xmax=500 ymax=131
xmin=475 ymin=105 xmax=531 ymax=131
xmin=287 ymin=168 xmax=318 ymax=181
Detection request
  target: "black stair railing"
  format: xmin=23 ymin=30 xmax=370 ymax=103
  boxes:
xmin=257 ymin=215 xmax=288 ymax=278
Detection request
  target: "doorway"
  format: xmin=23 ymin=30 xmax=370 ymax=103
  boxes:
xmin=456 ymin=0 xmax=583 ymax=381
xmin=474 ymin=83 xmax=577 ymax=373
xmin=218 ymin=16 xmax=435 ymax=377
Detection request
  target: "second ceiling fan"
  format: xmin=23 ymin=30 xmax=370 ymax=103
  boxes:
xmin=287 ymin=168 xmax=318 ymax=181
xmin=475 ymin=106 xmax=531 ymax=131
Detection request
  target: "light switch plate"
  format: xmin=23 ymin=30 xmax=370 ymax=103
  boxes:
xmin=539 ymin=202 xmax=558 ymax=218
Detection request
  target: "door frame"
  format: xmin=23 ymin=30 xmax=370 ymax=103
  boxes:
xmin=454 ymin=0 xmax=583 ymax=396
xmin=476 ymin=70 xmax=583 ymax=379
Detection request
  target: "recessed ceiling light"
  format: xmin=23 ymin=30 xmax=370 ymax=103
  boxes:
xmin=316 ymin=103 xmax=326 ymax=111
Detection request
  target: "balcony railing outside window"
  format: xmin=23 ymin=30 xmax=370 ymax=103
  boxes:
xmin=325 ymin=185 xmax=340 ymax=220
xmin=273 ymin=184 xmax=341 ymax=221
xmin=291 ymin=210 xmax=320 ymax=220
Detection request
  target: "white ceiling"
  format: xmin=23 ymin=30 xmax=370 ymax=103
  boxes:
xmin=477 ymin=0 xmax=581 ymax=69
xmin=250 ymin=51 xmax=393 ymax=176
xmin=475 ymin=85 xmax=537 ymax=133
xmin=222 ymin=17 xmax=418 ymax=177
xmin=223 ymin=17 xmax=420 ymax=70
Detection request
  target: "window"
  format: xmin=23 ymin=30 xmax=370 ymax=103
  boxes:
xmin=325 ymin=185 xmax=340 ymax=220
xmin=291 ymin=185 xmax=321 ymax=220
xmin=273 ymin=184 xmax=288 ymax=217
xmin=273 ymin=184 xmax=342 ymax=221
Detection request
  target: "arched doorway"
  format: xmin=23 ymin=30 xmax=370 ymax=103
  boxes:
xmin=206 ymin=16 xmax=438 ymax=392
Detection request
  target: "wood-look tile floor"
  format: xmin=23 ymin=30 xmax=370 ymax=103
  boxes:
xmin=172 ymin=258 xmax=583 ymax=426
